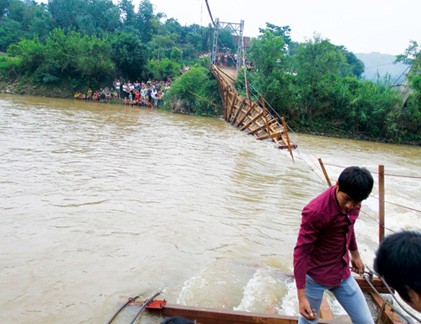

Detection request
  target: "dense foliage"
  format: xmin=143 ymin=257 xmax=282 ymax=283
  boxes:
xmin=0 ymin=0 xmax=419 ymax=144
xmin=164 ymin=64 xmax=222 ymax=116
xmin=241 ymin=26 xmax=420 ymax=144
xmin=0 ymin=0 xmax=211 ymax=90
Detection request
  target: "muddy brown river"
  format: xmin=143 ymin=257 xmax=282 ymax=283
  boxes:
xmin=0 ymin=94 xmax=420 ymax=323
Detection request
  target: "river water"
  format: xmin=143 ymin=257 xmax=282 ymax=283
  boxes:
xmin=0 ymin=94 xmax=420 ymax=323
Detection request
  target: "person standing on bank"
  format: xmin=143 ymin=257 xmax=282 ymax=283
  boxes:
xmin=293 ymin=166 xmax=374 ymax=323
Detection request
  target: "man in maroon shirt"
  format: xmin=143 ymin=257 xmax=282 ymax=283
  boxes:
xmin=293 ymin=166 xmax=374 ymax=323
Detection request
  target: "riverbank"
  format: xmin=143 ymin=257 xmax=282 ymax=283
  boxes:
xmin=1 ymin=79 xmax=419 ymax=146
xmin=0 ymin=78 xmax=74 ymax=98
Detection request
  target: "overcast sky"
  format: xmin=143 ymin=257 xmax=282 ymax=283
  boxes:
xmin=145 ymin=0 xmax=420 ymax=55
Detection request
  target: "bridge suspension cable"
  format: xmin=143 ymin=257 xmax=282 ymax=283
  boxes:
xmin=205 ymin=1 xmax=245 ymax=70
xmin=204 ymin=0 xmax=216 ymax=27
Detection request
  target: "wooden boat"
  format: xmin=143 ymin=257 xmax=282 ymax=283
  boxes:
xmin=147 ymin=301 xmax=330 ymax=323
xmin=115 ymin=276 xmax=403 ymax=324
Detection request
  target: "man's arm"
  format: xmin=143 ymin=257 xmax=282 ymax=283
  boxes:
xmin=294 ymin=207 xmax=321 ymax=320
xmin=297 ymin=288 xmax=316 ymax=320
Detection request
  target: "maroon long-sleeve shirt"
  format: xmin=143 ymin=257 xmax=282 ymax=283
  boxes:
xmin=293 ymin=185 xmax=360 ymax=289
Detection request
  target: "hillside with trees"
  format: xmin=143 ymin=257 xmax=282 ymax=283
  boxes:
xmin=0 ymin=0 xmax=419 ymax=144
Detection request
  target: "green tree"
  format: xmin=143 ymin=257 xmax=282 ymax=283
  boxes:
xmin=390 ymin=41 xmax=421 ymax=143
xmin=147 ymin=57 xmax=181 ymax=80
xmin=0 ymin=0 xmax=9 ymax=16
xmin=136 ymin=0 xmax=160 ymax=43
xmin=164 ymin=66 xmax=221 ymax=116
xmin=83 ymin=0 xmax=120 ymax=35
xmin=259 ymin=23 xmax=291 ymax=46
xmin=119 ymin=0 xmax=136 ymax=28
xmin=0 ymin=18 xmax=22 ymax=51
xmin=0 ymin=53 xmax=22 ymax=79
xmin=245 ymin=26 xmax=296 ymax=118
xmin=148 ymin=33 xmax=176 ymax=60
xmin=294 ymin=34 xmax=352 ymax=122
xmin=335 ymin=77 xmax=401 ymax=137
xmin=48 ymin=0 xmax=119 ymax=35
xmin=168 ymin=23 xmax=210 ymax=60
xmin=248 ymin=29 xmax=286 ymax=79
xmin=218 ymin=29 xmax=235 ymax=52
xmin=163 ymin=18 xmax=182 ymax=37
xmin=48 ymin=0 xmax=84 ymax=31
xmin=0 ymin=0 xmax=52 ymax=51
xmin=8 ymin=28 xmax=115 ymax=87
xmin=7 ymin=37 xmax=44 ymax=73
xmin=170 ymin=46 xmax=182 ymax=62
xmin=109 ymin=31 xmax=147 ymax=81
xmin=337 ymin=45 xmax=365 ymax=78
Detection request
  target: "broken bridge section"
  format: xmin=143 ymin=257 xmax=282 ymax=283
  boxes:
xmin=211 ymin=64 xmax=297 ymax=156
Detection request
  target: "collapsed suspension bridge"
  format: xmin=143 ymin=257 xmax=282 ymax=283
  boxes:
xmin=205 ymin=0 xmax=296 ymax=159
xmin=211 ymin=65 xmax=296 ymax=159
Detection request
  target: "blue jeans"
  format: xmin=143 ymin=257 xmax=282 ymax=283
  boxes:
xmin=298 ymin=274 xmax=374 ymax=324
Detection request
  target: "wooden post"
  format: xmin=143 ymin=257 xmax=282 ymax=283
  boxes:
xmin=318 ymin=158 xmax=332 ymax=187
xmin=379 ymin=165 xmax=385 ymax=243
xmin=244 ymin=67 xmax=251 ymax=102
xmin=281 ymin=117 xmax=294 ymax=162
xmin=260 ymin=95 xmax=271 ymax=137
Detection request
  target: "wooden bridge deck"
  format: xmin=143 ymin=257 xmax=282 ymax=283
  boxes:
xmin=211 ymin=65 xmax=296 ymax=154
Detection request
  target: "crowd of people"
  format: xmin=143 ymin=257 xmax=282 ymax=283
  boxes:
xmin=74 ymin=78 xmax=172 ymax=108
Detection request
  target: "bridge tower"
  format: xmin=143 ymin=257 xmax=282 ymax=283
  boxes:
xmin=211 ymin=18 xmax=245 ymax=70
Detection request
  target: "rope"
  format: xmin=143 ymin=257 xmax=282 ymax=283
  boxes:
xmin=322 ymin=162 xmax=421 ymax=179
xmin=319 ymin=162 xmax=421 ymax=214
xmin=246 ymin=78 xmax=328 ymax=176
xmin=216 ymin=44 xmax=419 ymax=216
xmin=371 ymin=195 xmax=421 ymax=213
xmin=107 ymin=295 xmax=140 ymax=324
xmin=391 ymin=64 xmax=411 ymax=88
xmin=364 ymin=266 xmax=421 ymax=323
xmin=358 ymin=209 xmax=397 ymax=234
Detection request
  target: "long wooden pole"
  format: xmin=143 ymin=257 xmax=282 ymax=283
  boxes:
xmin=242 ymin=53 xmax=251 ymax=101
xmin=260 ymin=95 xmax=271 ymax=137
xmin=379 ymin=165 xmax=385 ymax=243
xmin=281 ymin=117 xmax=294 ymax=162
xmin=318 ymin=158 xmax=332 ymax=187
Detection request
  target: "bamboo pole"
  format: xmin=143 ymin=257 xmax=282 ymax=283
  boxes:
xmin=281 ymin=117 xmax=294 ymax=162
xmin=379 ymin=165 xmax=385 ymax=243
xmin=231 ymin=98 xmax=245 ymax=125
xmin=261 ymin=95 xmax=271 ymax=137
xmin=318 ymin=158 xmax=332 ymax=187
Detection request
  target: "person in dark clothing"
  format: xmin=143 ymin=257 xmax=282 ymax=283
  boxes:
xmin=374 ymin=230 xmax=421 ymax=312
xmin=161 ymin=316 xmax=196 ymax=324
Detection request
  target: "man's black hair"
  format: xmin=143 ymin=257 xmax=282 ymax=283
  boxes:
xmin=161 ymin=316 xmax=196 ymax=324
xmin=337 ymin=166 xmax=373 ymax=202
xmin=374 ymin=231 xmax=421 ymax=302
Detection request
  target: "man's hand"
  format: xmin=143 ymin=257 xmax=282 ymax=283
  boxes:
xmin=297 ymin=288 xmax=317 ymax=320
xmin=350 ymin=249 xmax=364 ymax=275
